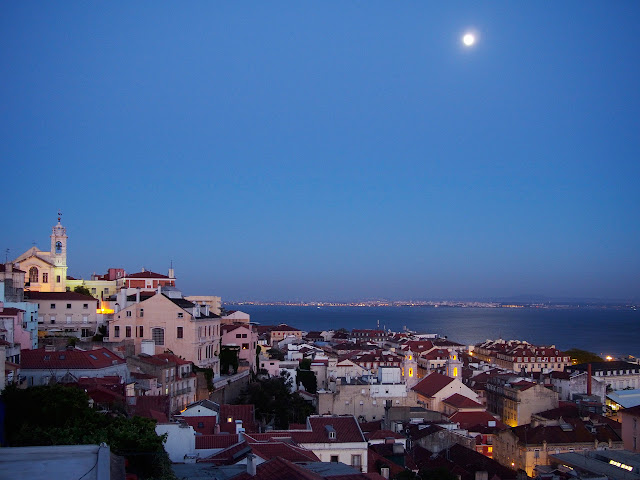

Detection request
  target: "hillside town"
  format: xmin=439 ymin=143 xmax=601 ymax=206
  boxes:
xmin=2 ymin=219 xmax=640 ymax=480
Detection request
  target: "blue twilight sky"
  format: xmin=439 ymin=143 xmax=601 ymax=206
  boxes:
xmin=1 ymin=3 xmax=639 ymax=302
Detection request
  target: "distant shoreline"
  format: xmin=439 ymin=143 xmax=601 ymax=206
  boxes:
xmin=225 ymin=301 xmax=637 ymax=310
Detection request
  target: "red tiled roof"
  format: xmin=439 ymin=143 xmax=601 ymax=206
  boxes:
xmin=249 ymin=441 xmax=320 ymax=463
xmin=443 ymin=393 xmax=483 ymax=409
xmin=27 ymin=291 xmax=96 ymax=301
xmin=404 ymin=340 xmax=435 ymax=352
xmin=155 ymin=353 xmax=192 ymax=366
xmin=130 ymin=395 xmax=170 ymax=422
xmin=448 ymin=411 xmax=506 ymax=430
xmin=196 ymin=434 xmax=240 ymax=450
xmin=511 ymin=419 xmax=621 ymax=445
xmin=219 ymin=404 xmax=258 ymax=434
xmin=271 ymin=324 xmax=301 ymax=332
xmin=367 ymin=447 xmax=406 ymax=479
xmin=233 ymin=456 xmax=324 ymax=480
xmin=21 ymin=347 xmax=125 ymax=370
xmin=126 ymin=271 xmax=170 ymax=279
xmin=200 ymin=441 xmax=250 ymax=465
xmin=412 ymin=372 xmax=455 ymax=397
xmin=0 ymin=307 xmax=24 ymax=315
xmin=182 ymin=416 xmax=218 ymax=435
xmin=247 ymin=416 xmax=366 ymax=444
xmin=365 ymin=430 xmax=405 ymax=440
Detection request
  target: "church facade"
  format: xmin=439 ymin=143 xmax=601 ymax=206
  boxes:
xmin=14 ymin=216 xmax=68 ymax=293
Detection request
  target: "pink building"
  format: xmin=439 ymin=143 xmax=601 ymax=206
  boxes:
xmin=620 ymin=405 xmax=640 ymax=452
xmin=221 ymin=323 xmax=258 ymax=372
xmin=0 ymin=304 xmax=31 ymax=363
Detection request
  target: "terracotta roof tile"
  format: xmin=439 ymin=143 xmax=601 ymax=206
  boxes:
xmin=26 ymin=291 xmax=97 ymax=301
xmin=126 ymin=271 xmax=170 ymax=279
xmin=412 ymin=372 xmax=455 ymax=397
xmin=21 ymin=347 xmax=125 ymax=370
xmin=233 ymin=456 xmax=324 ymax=480
xmin=442 ymin=393 xmax=483 ymax=409
xmin=196 ymin=434 xmax=240 ymax=450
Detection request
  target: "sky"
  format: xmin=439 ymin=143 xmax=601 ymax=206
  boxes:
xmin=1 ymin=3 xmax=639 ymax=302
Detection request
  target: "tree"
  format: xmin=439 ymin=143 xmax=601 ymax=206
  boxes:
xmin=1 ymin=384 xmax=176 ymax=479
xmin=266 ymin=348 xmax=285 ymax=361
xmin=297 ymin=359 xmax=317 ymax=393
xmin=220 ymin=346 xmax=239 ymax=374
xmin=236 ymin=376 xmax=314 ymax=430
xmin=73 ymin=285 xmax=93 ymax=297
xmin=565 ymin=348 xmax=604 ymax=365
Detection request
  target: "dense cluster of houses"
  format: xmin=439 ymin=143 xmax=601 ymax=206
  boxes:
xmin=2 ymin=219 xmax=640 ymax=479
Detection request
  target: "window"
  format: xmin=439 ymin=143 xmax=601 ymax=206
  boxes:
xmin=330 ymin=456 xmax=339 ymax=463
xmin=91 ymin=288 xmax=96 ymax=294
xmin=236 ymin=333 xmax=242 ymax=338
xmin=51 ymin=303 xmax=56 ymax=309
xmin=42 ymin=273 xmax=48 ymax=283
xmin=139 ymin=326 xmax=143 ymax=337
xmin=242 ymin=343 xmax=249 ymax=350
xmin=152 ymin=328 xmax=164 ymax=346
xmin=242 ymin=333 xmax=247 ymax=338
xmin=67 ymin=303 xmax=71 ymax=309
xmin=177 ymin=327 xmax=183 ymax=339
xmin=66 ymin=315 xmax=72 ymax=324
xmin=83 ymin=303 xmax=88 ymax=309
xmin=55 ymin=241 xmax=62 ymax=254
xmin=125 ymin=326 xmax=132 ymax=338
xmin=56 ymin=275 xmax=61 ymax=283
xmin=351 ymin=455 xmax=362 ymax=468
xmin=82 ymin=315 xmax=88 ymax=324
xmin=126 ymin=311 xmax=132 ymax=317
xmin=29 ymin=267 xmax=39 ymax=283
xmin=50 ymin=315 xmax=56 ymax=324
xmin=534 ymin=449 xmax=540 ymax=459
xmin=178 ymin=312 xmax=183 ymax=318
xmin=114 ymin=326 xmax=120 ymax=337
xmin=139 ymin=309 xmax=144 ymax=318
xmin=81 ymin=328 xmax=91 ymax=337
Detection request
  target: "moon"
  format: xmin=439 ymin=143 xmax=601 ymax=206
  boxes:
xmin=462 ymin=33 xmax=476 ymax=47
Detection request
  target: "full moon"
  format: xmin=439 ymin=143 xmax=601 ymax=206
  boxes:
xmin=462 ymin=33 xmax=476 ymax=46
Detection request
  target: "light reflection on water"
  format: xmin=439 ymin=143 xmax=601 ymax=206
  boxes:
xmin=227 ymin=305 xmax=640 ymax=358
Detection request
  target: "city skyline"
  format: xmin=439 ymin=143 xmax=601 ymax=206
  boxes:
xmin=2 ymin=3 xmax=639 ymax=302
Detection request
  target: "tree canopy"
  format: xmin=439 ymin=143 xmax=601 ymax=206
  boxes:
xmin=1 ymin=384 xmax=175 ymax=479
xmin=73 ymin=285 xmax=93 ymax=297
xmin=565 ymin=348 xmax=604 ymax=364
xmin=236 ymin=375 xmax=315 ymax=429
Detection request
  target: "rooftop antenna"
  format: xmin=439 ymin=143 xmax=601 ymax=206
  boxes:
xmin=58 ymin=210 xmax=62 ymax=223
xmin=5 ymin=248 xmax=9 ymax=263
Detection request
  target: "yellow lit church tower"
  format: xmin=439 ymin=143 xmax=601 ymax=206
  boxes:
xmin=50 ymin=213 xmax=68 ymax=290
xmin=446 ymin=351 xmax=462 ymax=380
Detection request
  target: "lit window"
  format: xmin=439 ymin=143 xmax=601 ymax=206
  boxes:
xmin=227 ymin=417 xmax=233 ymax=423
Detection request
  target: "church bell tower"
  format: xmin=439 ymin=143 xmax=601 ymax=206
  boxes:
xmin=50 ymin=212 xmax=68 ymax=291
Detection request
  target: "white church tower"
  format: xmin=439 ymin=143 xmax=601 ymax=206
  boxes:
xmin=50 ymin=213 xmax=68 ymax=291
xmin=445 ymin=351 xmax=462 ymax=380
xmin=403 ymin=348 xmax=419 ymax=389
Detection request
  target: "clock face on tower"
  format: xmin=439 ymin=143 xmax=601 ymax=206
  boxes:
xmin=55 ymin=241 xmax=62 ymax=254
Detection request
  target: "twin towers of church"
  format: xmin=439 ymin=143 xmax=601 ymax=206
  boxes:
xmin=403 ymin=348 xmax=463 ymax=388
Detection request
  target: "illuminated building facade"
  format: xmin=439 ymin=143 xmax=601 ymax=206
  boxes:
xmin=14 ymin=216 xmax=68 ymax=293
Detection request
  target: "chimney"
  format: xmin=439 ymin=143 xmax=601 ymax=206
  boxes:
xmin=246 ymin=453 xmax=257 ymax=476
xmin=587 ymin=364 xmax=592 ymax=396
xmin=235 ymin=420 xmax=244 ymax=434
xmin=380 ymin=466 xmax=390 ymax=479
xmin=136 ymin=288 xmax=140 ymax=304
xmin=214 ymin=423 xmax=220 ymax=434
xmin=5 ymin=263 xmax=12 ymax=273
